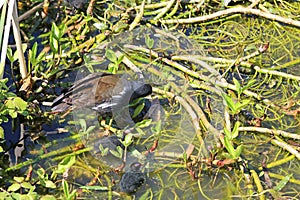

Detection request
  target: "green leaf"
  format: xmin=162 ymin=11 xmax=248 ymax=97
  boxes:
xmin=123 ymin=133 xmax=133 ymax=147
xmin=21 ymin=182 xmax=33 ymax=189
xmin=8 ymin=183 xmax=21 ymax=192
xmin=223 ymin=127 xmax=232 ymax=140
xmin=7 ymin=48 xmax=14 ymax=62
xmin=56 ymin=156 xmax=76 ymax=173
xmin=233 ymin=78 xmax=241 ymax=94
xmin=67 ymin=190 xmax=77 ymax=200
xmin=132 ymin=103 xmax=145 ymax=118
xmin=13 ymin=97 xmax=27 ymax=110
xmin=236 ymin=99 xmax=251 ymax=111
xmin=223 ymin=136 xmax=235 ymax=158
xmin=241 ymin=79 xmax=256 ymax=92
xmin=50 ymin=35 xmax=59 ymax=53
xmin=110 ymin=148 xmax=122 ymax=158
xmin=29 ymin=42 xmax=38 ymax=65
xmin=9 ymin=111 xmax=17 ymax=118
xmin=222 ymin=93 xmax=236 ymax=113
xmin=86 ymin=125 xmax=96 ymax=134
xmin=59 ymin=24 xmax=67 ymax=38
xmin=79 ymin=119 xmax=87 ymax=132
xmin=273 ymin=174 xmax=293 ymax=191
xmin=108 ymin=63 xmax=118 ymax=74
xmin=116 ymin=54 xmax=124 ymax=65
xmin=105 ymin=49 xmax=117 ymax=63
xmin=51 ymin=23 xmax=60 ymax=39
xmin=231 ymin=121 xmax=240 ymax=139
xmin=14 ymin=176 xmax=25 ymax=183
xmin=234 ymin=145 xmax=243 ymax=158
xmin=0 ymin=126 xmax=4 ymax=139
xmin=36 ymin=51 xmax=46 ymax=64
xmin=99 ymin=144 xmax=109 ymax=156
xmin=45 ymin=180 xmax=56 ymax=189
xmin=62 ymin=180 xmax=69 ymax=198
xmin=37 ymin=168 xmax=46 ymax=181
xmin=135 ymin=119 xmax=152 ymax=128
xmin=116 ymin=145 xmax=124 ymax=156
xmin=145 ymin=34 xmax=154 ymax=49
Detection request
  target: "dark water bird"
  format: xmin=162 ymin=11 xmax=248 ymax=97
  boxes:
xmin=120 ymin=162 xmax=145 ymax=194
xmin=51 ymin=73 xmax=152 ymax=116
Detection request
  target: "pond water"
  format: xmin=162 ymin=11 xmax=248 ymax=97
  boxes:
xmin=4 ymin=21 xmax=300 ymax=199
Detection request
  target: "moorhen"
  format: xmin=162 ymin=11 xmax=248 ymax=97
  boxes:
xmin=51 ymin=73 xmax=152 ymax=116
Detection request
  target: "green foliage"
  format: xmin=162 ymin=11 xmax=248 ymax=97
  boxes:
xmin=78 ymin=118 xmax=96 ymax=138
xmin=50 ymin=23 xmax=67 ymax=54
xmin=105 ymin=49 xmax=124 ymax=74
xmin=2 ymin=176 xmax=39 ymax=199
xmin=36 ymin=168 xmax=56 ymax=189
xmin=145 ymin=34 xmax=154 ymax=49
xmin=109 ymin=145 xmax=124 ymax=158
xmin=0 ymin=79 xmax=28 ymax=123
xmin=222 ymin=93 xmax=251 ymax=115
xmin=62 ymin=180 xmax=77 ymax=200
xmin=232 ymin=78 xmax=256 ymax=101
xmin=132 ymin=102 xmax=145 ymax=118
xmin=98 ymin=143 xmax=109 ymax=156
xmin=123 ymin=133 xmax=133 ymax=147
xmin=55 ymin=155 xmax=76 ymax=174
xmin=222 ymin=121 xmax=243 ymax=159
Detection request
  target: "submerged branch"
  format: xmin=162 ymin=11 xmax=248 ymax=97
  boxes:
xmin=160 ymin=6 xmax=300 ymax=28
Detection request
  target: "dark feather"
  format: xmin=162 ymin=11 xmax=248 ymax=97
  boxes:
xmin=51 ymin=73 xmax=152 ymax=116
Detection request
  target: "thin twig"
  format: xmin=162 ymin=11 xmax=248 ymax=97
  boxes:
xmin=12 ymin=0 xmax=27 ymax=79
xmin=271 ymin=137 xmax=300 ymax=160
xmin=129 ymin=0 xmax=145 ymax=31
xmin=254 ymin=66 xmax=300 ymax=81
xmin=238 ymin=126 xmax=300 ymax=140
xmin=153 ymin=0 xmax=176 ymax=20
xmin=18 ymin=2 xmax=44 ymax=21
xmin=160 ymin=6 xmax=300 ymax=28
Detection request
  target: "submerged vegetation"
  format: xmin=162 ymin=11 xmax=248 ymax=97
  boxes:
xmin=1 ymin=0 xmax=300 ymax=199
